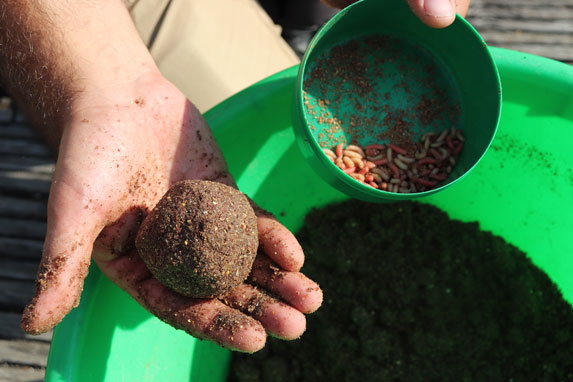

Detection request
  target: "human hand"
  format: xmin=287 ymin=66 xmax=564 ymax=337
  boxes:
xmin=321 ymin=0 xmax=470 ymax=28
xmin=20 ymin=72 xmax=323 ymax=353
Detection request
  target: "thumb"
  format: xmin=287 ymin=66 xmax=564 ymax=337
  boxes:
xmin=405 ymin=0 xmax=457 ymax=28
xmin=21 ymin=181 xmax=104 ymax=334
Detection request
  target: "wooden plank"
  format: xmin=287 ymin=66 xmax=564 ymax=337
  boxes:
xmin=468 ymin=4 xmax=573 ymax=20
xmin=0 ymin=197 xmax=47 ymax=220
xmin=0 ymin=139 xmax=51 ymax=158
xmin=0 ymin=339 xmax=50 ymax=368
xmin=473 ymin=0 xmax=573 ymax=6
xmin=0 ymin=155 xmax=54 ymax=170
xmin=0 ymin=218 xmax=46 ymax=241
xmin=0 ymin=171 xmax=52 ymax=183
xmin=0 ymin=125 xmax=41 ymax=140
xmin=472 ymin=30 xmax=573 ymax=46
xmin=0 ymin=161 xmax=54 ymax=175
xmin=466 ymin=0 xmax=573 ymax=63
xmin=0 ymin=109 xmax=14 ymax=123
xmin=0 ymin=238 xmax=43 ymax=260
xmin=13 ymin=113 xmax=28 ymax=124
xmin=0 ymin=175 xmax=51 ymax=195
xmin=469 ymin=18 xmax=573 ymax=34
xmin=0 ymin=365 xmax=45 ymax=382
xmin=481 ymin=43 xmax=573 ymax=62
xmin=0 ymin=257 xmax=39 ymax=282
xmin=0 ymin=279 xmax=35 ymax=311
xmin=0 ymin=312 xmax=51 ymax=342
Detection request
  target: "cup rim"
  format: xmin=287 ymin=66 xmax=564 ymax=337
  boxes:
xmin=294 ymin=0 xmax=502 ymax=201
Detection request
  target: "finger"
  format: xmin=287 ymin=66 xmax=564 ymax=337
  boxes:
xmin=405 ymin=0 xmax=456 ymax=28
xmin=95 ymin=251 xmax=267 ymax=353
xmin=257 ymin=215 xmax=305 ymax=272
xmin=320 ymin=0 xmax=467 ymax=27
xmin=248 ymin=255 xmax=323 ymax=314
xmin=21 ymin=181 xmax=105 ymax=334
xmin=455 ymin=0 xmax=471 ymax=18
xmin=93 ymin=249 xmax=153 ymax=295
xmin=92 ymin=206 xmax=148 ymax=262
xmin=221 ymin=284 xmax=306 ymax=340
xmin=138 ymin=278 xmax=267 ymax=353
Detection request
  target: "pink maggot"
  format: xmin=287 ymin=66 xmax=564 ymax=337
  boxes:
xmin=365 ymin=144 xmax=386 ymax=151
xmin=446 ymin=136 xmax=455 ymax=150
xmin=343 ymin=166 xmax=356 ymax=174
xmin=372 ymin=159 xmax=388 ymax=166
xmin=415 ymin=178 xmax=438 ymax=187
xmin=453 ymin=141 xmax=464 ymax=156
xmin=365 ymin=148 xmax=381 ymax=157
xmin=388 ymin=163 xmax=401 ymax=178
xmin=430 ymin=172 xmax=447 ymax=181
xmin=417 ymin=157 xmax=437 ymax=166
xmin=335 ymin=143 xmax=343 ymax=158
xmin=389 ymin=144 xmax=407 ymax=155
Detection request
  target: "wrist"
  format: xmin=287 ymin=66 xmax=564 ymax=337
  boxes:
xmin=58 ymin=1 xmax=160 ymax=92
xmin=52 ymin=0 xmax=163 ymax=143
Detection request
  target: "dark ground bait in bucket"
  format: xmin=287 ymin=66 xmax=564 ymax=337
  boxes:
xmin=228 ymin=201 xmax=573 ymax=382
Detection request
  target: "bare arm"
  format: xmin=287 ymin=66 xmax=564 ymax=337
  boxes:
xmin=0 ymin=0 xmax=158 ymax=148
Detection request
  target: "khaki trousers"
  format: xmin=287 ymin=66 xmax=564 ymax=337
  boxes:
xmin=127 ymin=0 xmax=300 ymax=112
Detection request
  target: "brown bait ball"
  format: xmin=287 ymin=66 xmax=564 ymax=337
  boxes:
xmin=135 ymin=180 xmax=258 ymax=298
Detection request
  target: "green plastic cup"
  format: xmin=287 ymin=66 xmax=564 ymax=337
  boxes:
xmin=293 ymin=0 xmax=501 ymax=202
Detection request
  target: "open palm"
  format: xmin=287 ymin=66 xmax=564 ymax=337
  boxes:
xmin=21 ymin=74 xmax=322 ymax=352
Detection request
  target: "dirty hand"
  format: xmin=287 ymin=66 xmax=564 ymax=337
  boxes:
xmin=321 ymin=0 xmax=470 ymax=28
xmin=21 ymin=73 xmax=323 ymax=353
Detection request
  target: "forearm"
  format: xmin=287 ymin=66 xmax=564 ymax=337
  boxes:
xmin=0 ymin=0 xmax=158 ymax=149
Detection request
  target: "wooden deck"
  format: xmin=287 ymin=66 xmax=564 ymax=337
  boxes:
xmin=0 ymin=0 xmax=571 ymax=380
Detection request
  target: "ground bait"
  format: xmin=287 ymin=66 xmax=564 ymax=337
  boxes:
xmin=136 ymin=180 xmax=258 ymax=298
xmin=229 ymin=201 xmax=573 ymax=382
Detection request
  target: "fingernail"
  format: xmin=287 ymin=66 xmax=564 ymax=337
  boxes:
xmin=424 ymin=0 xmax=453 ymax=17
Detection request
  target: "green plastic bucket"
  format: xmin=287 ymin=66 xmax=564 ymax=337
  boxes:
xmin=46 ymin=47 xmax=573 ymax=381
